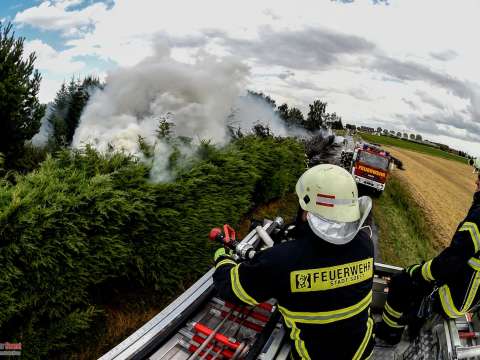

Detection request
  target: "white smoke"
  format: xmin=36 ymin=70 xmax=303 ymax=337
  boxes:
xmin=230 ymin=94 xmax=289 ymax=136
xmin=71 ymin=43 xmax=316 ymax=182
xmin=31 ymin=103 xmax=54 ymax=147
xmin=73 ymin=47 xmax=248 ymax=147
xmin=72 ymin=45 xmax=252 ymax=181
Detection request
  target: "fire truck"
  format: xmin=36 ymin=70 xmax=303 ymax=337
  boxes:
xmin=341 ymin=143 xmax=391 ymax=193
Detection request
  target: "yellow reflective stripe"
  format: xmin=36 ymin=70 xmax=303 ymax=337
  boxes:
xmin=284 ymin=318 xmax=311 ymax=360
xmin=230 ymin=265 xmax=258 ymax=306
xmin=439 ymin=285 xmax=463 ymax=318
xmin=382 ymin=313 xmax=404 ymax=329
xmin=279 ymin=291 xmax=372 ymax=324
xmin=468 ymin=257 xmax=480 ymax=271
xmin=459 ymin=222 xmax=480 ymax=253
xmin=353 ymin=317 xmax=374 ymax=360
xmin=215 ymin=259 xmax=236 ymax=269
xmin=462 ymin=271 xmax=480 ymax=312
xmin=384 ymin=301 xmax=402 ymax=319
xmin=407 ymin=264 xmax=420 ymax=276
xmin=421 ymin=260 xmax=435 ymax=281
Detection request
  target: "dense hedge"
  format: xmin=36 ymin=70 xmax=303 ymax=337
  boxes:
xmin=0 ymin=135 xmax=304 ymax=358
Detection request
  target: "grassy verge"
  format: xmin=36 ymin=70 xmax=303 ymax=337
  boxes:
xmin=373 ymin=174 xmax=437 ymax=267
xmin=360 ymin=132 xmax=468 ymax=164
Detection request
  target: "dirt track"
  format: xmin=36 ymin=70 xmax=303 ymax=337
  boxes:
xmin=384 ymin=146 xmax=477 ymax=248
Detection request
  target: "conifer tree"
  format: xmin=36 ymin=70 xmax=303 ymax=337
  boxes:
xmin=0 ymin=23 xmax=45 ymax=167
xmin=48 ymin=76 xmax=101 ymax=148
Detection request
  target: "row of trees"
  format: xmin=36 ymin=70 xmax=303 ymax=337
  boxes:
xmin=376 ymin=127 xmax=423 ymax=141
xmin=249 ymin=91 xmax=344 ymax=132
xmin=346 ymin=124 xmax=423 ymax=141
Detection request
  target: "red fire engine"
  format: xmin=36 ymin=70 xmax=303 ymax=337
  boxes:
xmin=342 ymin=143 xmax=391 ymax=193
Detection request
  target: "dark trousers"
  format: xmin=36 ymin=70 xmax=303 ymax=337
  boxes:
xmin=381 ymin=272 xmax=443 ymax=334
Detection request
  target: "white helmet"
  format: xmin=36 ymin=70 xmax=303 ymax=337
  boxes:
xmin=470 ymin=158 xmax=480 ymax=173
xmin=295 ymin=164 xmax=360 ymax=223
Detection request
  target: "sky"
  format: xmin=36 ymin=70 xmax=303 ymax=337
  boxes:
xmin=1 ymin=0 xmax=480 ymax=155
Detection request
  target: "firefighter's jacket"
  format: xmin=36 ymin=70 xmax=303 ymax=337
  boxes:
xmin=213 ymin=223 xmax=375 ymax=360
xmin=411 ymin=191 xmax=480 ymax=318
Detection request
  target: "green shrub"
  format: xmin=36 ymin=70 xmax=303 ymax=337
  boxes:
xmin=0 ymin=135 xmax=304 ymax=358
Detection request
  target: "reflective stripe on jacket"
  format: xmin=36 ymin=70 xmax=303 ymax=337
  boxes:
xmin=419 ymin=192 xmax=480 ymax=318
xmin=213 ymin=222 xmax=375 ymax=360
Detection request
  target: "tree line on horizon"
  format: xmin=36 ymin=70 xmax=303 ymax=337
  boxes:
xmin=345 ymin=124 xmax=471 ymax=158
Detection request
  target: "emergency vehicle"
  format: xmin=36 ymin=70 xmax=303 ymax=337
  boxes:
xmin=341 ymin=143 xmax=391 ymax=193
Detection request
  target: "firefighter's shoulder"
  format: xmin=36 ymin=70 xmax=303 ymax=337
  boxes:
xmin=250 ymin=238 xmax=305 ymax=268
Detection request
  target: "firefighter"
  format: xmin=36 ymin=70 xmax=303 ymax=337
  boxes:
xmin=213 ymin=164 xmax=375 ymax=359
xmin=376 ymin=170 xmax=480 ymax=344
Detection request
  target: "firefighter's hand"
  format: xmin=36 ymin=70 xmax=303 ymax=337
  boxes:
xmin=214 ymin=247 xmax=234 ymax=262
xmin=405 ymin=263 xmax=432 ymax=295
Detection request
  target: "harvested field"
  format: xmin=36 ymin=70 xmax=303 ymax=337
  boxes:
xmin=384 ymin=146 xmax=477 ymax=249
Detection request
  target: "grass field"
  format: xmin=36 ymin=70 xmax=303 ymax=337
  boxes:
xmin=245 ymin=182 xmax=437 ymax=267
xmin=372 ymin=175 xmax=437 ymax=266
xmin=359 ymin=132 xmax=468 ymax=164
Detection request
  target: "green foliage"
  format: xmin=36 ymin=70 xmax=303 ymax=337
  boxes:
xmin=138 ymin=135 xmax=154 ymax=158
xmin=0 ymin=23 xmax=45 ymax=168
xmin=10 ymin=142 xmax=48 ymax=174
xmin=305 ymin=100 xmax=327 ymax=131
xmin=373 ymin=175 xmax=436 ymax=267
xmin=325 ymin=112 xmax=343 ymax=130
xmin=156 ymin=116 xmax=175 ymax=140
xmin=359 ymin=132 xmax=468 ymax=164
xmin=287 ymin=107 xmax=305 ymax=127
xmin=48 ymin=76 xmax=102 ymax=149
xmin=0 ymin=136 xmax=304 ymax=358
xmin=247 ymin=90 xmax=276 ymax=108
xmin=276 ymin=103 xmax=305 ymax=128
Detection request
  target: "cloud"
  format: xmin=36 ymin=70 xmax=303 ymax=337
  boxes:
xmin=217 ymin=26 xmax=376 ymax=70
xmin=14 ymin=0 xmax=108 ymax=37
xmin=430 ymin=49 xmax=458 ymax=62
xmin=401 ymin=98 xmax=419 ymax=110
xmin=399 ymin=112 xmax=480 ymax=143
xmin=414 ymin=90 xmax=445 ymax=110
xmin=371 ymin=56 xmax=472 ymax=100
xmin=13 ymin=0 xmax=480 ymax=154
xmin=24 ymin=39 xmax=86 ymax=73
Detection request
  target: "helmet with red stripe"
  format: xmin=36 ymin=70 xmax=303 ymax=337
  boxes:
xmin=295 ymin=164 xmax=360 ymax=223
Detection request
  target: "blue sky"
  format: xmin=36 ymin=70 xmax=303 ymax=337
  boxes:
xmin=2 ymin=0 xmax=480 ymax=155
xmin=1 ymin=1 xmax=63 ymax=48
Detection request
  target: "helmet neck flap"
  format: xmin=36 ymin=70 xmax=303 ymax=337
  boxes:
xmin=306 ymin=196 xmax=372 ymax=245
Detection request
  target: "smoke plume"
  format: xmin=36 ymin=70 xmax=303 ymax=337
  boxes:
xmin=72 ymin=43 xmax=309 ymax=182
xmin=73 ymin=46 xmax=248 ymax=148
xmin=71 ymin=45 xmax=256 ymax=181
xmin=31 ymin=104 xmax=54 ymax=147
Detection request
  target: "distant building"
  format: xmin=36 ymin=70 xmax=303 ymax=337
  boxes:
xmin=358 ymin=126 xmax=375 ymax=133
